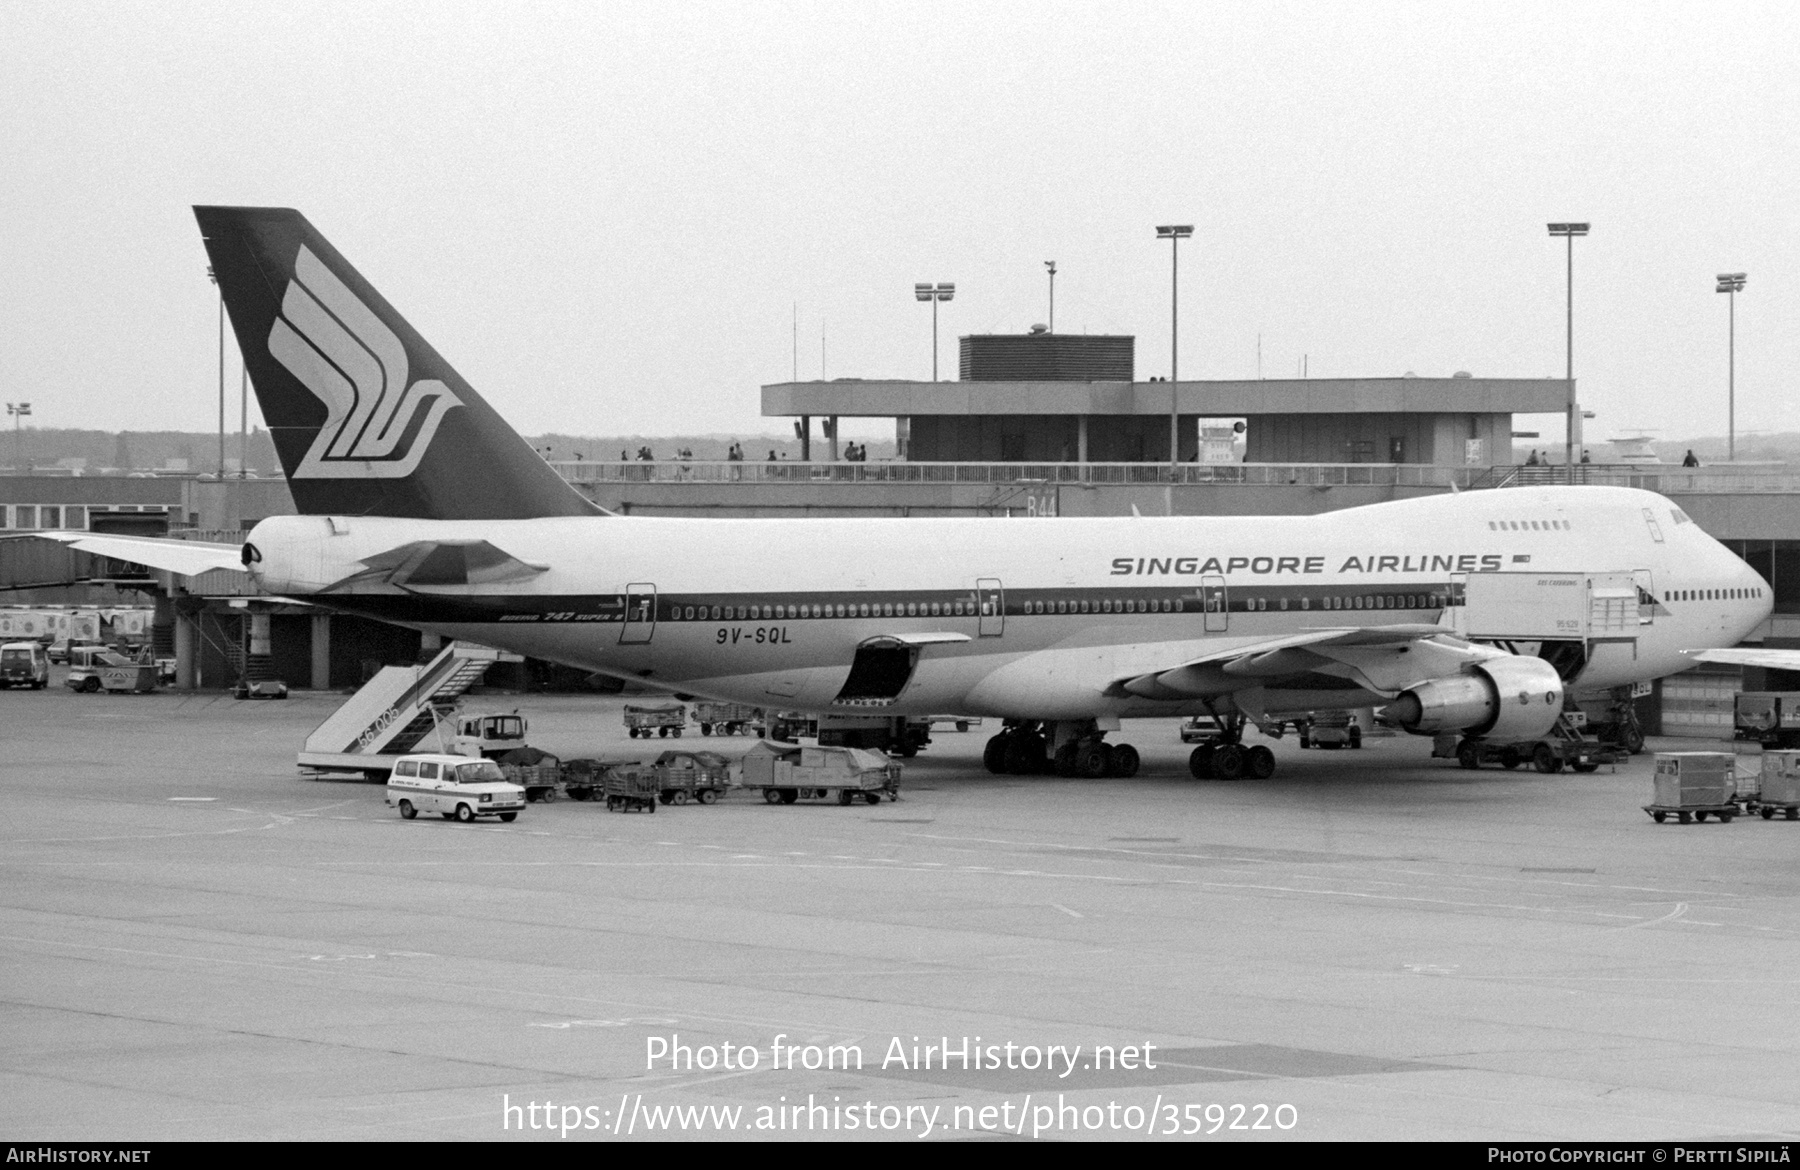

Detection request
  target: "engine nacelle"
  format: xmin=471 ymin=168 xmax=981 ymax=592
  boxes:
xmin=1386 ymin=655 xmax=1564 ymax=740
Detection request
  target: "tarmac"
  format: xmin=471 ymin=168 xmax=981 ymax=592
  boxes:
xmin=4 ymin=678 xmax=1799 ymax=1142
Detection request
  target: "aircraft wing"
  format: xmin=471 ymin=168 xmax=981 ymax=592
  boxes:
xmin=18 ymin=531 xmax=247 ymax=577
xmin=1114 ymin=624 xmax=1467 ymax=700
xmin=1685 ymin=648 xmax=1800 ymax=671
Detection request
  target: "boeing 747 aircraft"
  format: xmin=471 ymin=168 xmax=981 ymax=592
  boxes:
xmin=36 ymin=207 xmax=1774 ymax=779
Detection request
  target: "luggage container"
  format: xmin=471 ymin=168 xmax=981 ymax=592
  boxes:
xmin=651 ymin=749 xmax=733 ymax=805
xmin=602 ymin=765 xmax=660 ymax=813
xmin=624 ymin=704 xmax=687 ymax=739
xmin=692 ymin=702 xmax=761 ymax=736
xmin=1758 ymin=751 xmax=1800 ymax=820
xmin=738 ymin=741 xmax=900 ymax=806
xmin=1644 ymin=752 xmax=1739 ymax=823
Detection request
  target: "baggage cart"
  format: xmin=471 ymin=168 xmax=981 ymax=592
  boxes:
xmin=624 ymin=704 xmax=686 ymax=738
xmin=1644 ymin=752 xmax=1739 ymax=823
xmin=602 ymin=765 xmax=659 ymax=813
xmin=1757 ymin=751 xmax=1800 ymax=820
xmin=692 ymin=702 xmax=761 ymax=736
xmin=652 ymin=749 xmax=733 ymax=805
xmin=503 ymin=762 xmax=561 ymax=803
xmin=738 ymin=741 xmax=901 ymax=806
xmin=559 ymin=758 xmax=604 ymax=802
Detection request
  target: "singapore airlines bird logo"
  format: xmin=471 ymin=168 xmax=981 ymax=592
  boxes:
xmin=267 ymin=245 xmax=461 ymax=478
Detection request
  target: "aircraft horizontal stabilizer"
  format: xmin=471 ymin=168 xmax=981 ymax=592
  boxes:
xmin=325 ymin=539 xmax=549 ymax=591
xmin=1684 ymin=647 xmax=1800 ymax=671
xmin=18 ymin=531 xmax=247 ymax=577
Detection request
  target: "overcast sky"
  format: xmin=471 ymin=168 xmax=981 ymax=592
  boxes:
xmin=2 ymin=1 xmax=1794 ymax=447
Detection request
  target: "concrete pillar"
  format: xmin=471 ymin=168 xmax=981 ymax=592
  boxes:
xmin=1078 ymin=416 xmax=1089 ymax=464
xmin=175 ymin=611 xmax=197 ymax=691
xmin=245 ymin=611 xmax=273 ymax=681
xmin=310 ymin=614 xmax=331 ymax=691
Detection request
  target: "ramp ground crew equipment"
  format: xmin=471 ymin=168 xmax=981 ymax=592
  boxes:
xmin=298 ymin=642 xmax=500 ymax=778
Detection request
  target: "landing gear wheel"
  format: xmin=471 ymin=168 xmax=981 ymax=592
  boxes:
xmin=762 ymin=788 xmax=784 ymax=804
xmin=1532 ymin=743 xmax=1562 ymax=774
xmin=1107 ymin=743 xmax=1140 ymax=778
xmin=1500 ymin=747 xmax=1522 ymax=770
xmin=397 ymin=800 xmax=416 ymax=820
xmin=1188 ymin=745 xmax=1215 ymax=779
xmin=1053 ymin=742 xmax=1079 ymax=777
xmin=1623 ymin=724 xmax=1646 ymax=755
xmin=454 ymin=804 xmax=474 ymax=823
xmin=1005 ymin=734 xmax=1047 ymax=775
xmin=1245 ymin=744 xmax=1276 ymax=780
xmin=983 ymin=734 xmax=1010 ymax=774
xmin=1076 ymin=742 xmax=1109 ymax=778
xmin=1211 ymin=743 xmax=1246 ymax=780
xmin=1456 ymin=740 xmax=1481 ymax=770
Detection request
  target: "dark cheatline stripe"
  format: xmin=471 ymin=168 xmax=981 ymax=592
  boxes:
xmin=315 ymin=582 xmax=1466 ymax=626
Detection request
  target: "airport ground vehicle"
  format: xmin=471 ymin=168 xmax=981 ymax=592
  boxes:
xmin=692 ymin=702 xmax=761 ymax=736
xmin=1733 ymin=692 xmax=1800 ymax=750
xmin=234 ymin=680 xmax=289 ymax=700
xmin=767 ymin=711 xmax=930 ymax=756
xmin=1643 ymin=752 xmax=1738 ymax=823
xmin=497 ymin=747 xmax=561 ymax=802
xmin=559 ymin=759 xmax=604 ymax=801
xmin=739 ymin=741 xmax=900 ymax=805
xmin=450 ymin=711 xmax=529 ymax=757
xmin=1298 ymin=710 xmax=1361 ymax=749
xmin=624 ymin=704 xmax=686 ymax=738
xmin=65 ymin=646 xmax=135 ymax=693
xmin=602 ymin=765 xmax=660 ymax=813
xmin=297 ymin=642 xmax=501 ymax=778
xmin=650 ymin=749 xmax=732 ymax=805
xmin=0 ymin=642 xmax=48 ymax=689
xmin=384 ymin=753 xmax=526 ymax=823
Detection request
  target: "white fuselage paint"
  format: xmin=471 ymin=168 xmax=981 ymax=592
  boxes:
xmin=246 ymin=486 xmax=1770 ymax=721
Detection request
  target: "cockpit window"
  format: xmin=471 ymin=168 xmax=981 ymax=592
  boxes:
xmin=1641 ymin=508 xmax=1665 ymax=543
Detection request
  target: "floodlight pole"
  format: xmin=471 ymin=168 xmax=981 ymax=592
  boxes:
xmin=1045 ymin=261 xmax=1056 ymax=333
xmin=1547 ymin=223 xmax=1588 ymax=479
xmin=1156 ymin=225 xmax=1194 ymax=511
xmin=915 ymin=283 xmax=955 ymax=381
xmin=1717 ymin=272 xmax=1746 ymax=461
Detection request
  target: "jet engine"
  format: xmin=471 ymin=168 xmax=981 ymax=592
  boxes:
xmin=1385 ymin=655 xmax=1565 ymax=740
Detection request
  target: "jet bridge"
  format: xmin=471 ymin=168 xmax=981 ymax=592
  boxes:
xmin=1453 ymin=571 xmax=1645 ymax=684
xmin=297 ymin=641 xmax=500 ymax=777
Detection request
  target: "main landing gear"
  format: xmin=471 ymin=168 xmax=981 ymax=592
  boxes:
xmin=983 ymin=721 xmax=1141 ymax=778
xmin=1187 ymin=714 xmax=1275 ymax=781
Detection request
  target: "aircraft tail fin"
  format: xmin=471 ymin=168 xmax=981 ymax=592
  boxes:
xmin=193 ymin=206 xmax=597 ymax=520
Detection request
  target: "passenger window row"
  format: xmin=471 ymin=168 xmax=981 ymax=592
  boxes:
xmin=1487 ymin=519 xmax=1570 ymax=531
xmin=1669 ymin=587 xmax=1762 ymax=602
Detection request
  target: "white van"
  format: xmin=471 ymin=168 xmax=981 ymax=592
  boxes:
xmin=0 ymin=642 xmax=48 ymax=689
xmin=385 ymin=753 xmax=526 ymax=823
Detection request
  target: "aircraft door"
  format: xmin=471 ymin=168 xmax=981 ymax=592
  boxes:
xmin=1201 ymin=575 xmax=1228 ymax=632
xmin=976 ymin=579 xmax=1004 ymax=637
xmin=620 ymin=583 xmax=657 ymax=644
xmin=1633 ymin=569 xmax=1656 ymax=626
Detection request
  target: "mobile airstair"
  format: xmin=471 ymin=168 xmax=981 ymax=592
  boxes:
xmin=297 ymin=642 xmax=500 ymax=777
